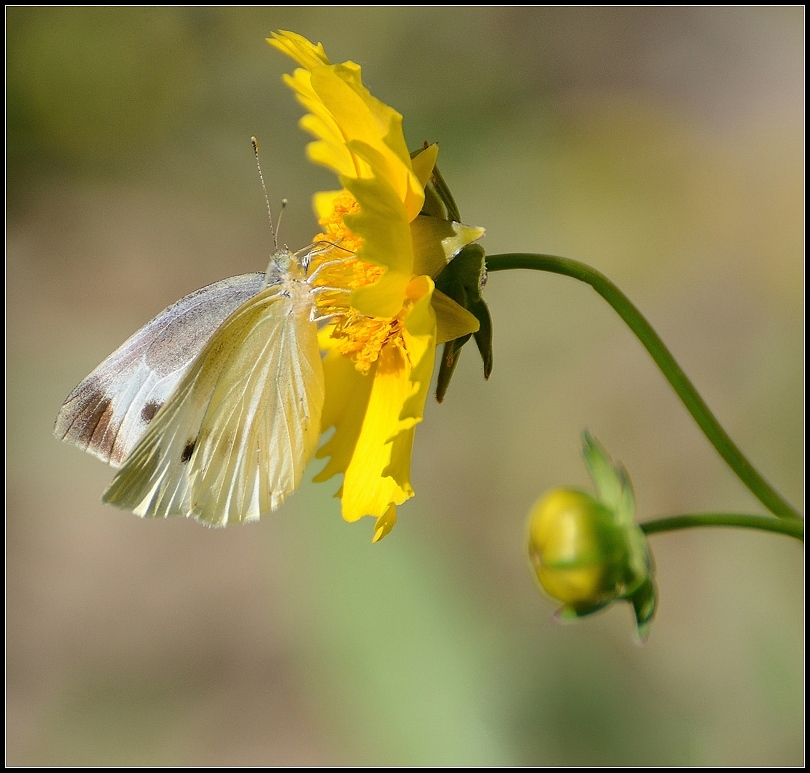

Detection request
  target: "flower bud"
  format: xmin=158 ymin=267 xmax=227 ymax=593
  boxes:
xmin=527 ymin=433 xmax=657 ymax=639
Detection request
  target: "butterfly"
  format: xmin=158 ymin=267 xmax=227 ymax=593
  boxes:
xmin=54 ymin=247 xmax=327 ymax=526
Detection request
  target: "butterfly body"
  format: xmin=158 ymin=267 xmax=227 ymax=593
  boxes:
xmin=55 ymin=251 xmax=326 ymax=526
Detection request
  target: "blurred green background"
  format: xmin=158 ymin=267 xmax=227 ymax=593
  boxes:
xmin=7 ymin=7 xmax=803 ymax=766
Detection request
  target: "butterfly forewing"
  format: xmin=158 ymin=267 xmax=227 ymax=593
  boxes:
xmin=54 ymin=274 xmax=265 ymax=467
xmin=102 ymin=282 xmax=325 ymax=525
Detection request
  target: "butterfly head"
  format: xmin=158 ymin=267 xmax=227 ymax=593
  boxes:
xmin=264 ymin=247 xmax=308 ymax=287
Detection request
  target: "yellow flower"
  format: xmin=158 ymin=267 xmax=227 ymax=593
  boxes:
xmin=269 ymin=31 xmax=485 ymax=541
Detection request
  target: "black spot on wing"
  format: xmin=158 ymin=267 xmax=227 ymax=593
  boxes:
xmin=181 ymin=439 xmax=196 ymax=464
xmin=141 ymin=401 xmax=162 ymax=424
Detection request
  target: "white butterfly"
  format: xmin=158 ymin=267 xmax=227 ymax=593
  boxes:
xmin=54 ymin=248 xmax=326 ymax=526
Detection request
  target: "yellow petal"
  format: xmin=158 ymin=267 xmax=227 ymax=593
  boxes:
xmin=409 ymin=143 xmax=439 ymax=191
xmin=301 ymin=114 xmax=359 ymax=179
xmin=410 ymin=215 xmax=455 ymax=278
xmin=339 ymin=343 xmax=415 ymax=522
xmin=345 ymin=138 xmax=424 ymax=221
xmin=350 ymin=273 xmax=411 ymax=320
xmin=281 ymin=68 xmax=366 ymax=180
xmin=314 ymin=348 xmax=372 ymax=483
xmin=342 ymin=175 xmax=412 ymax=271
xmin=316 ymin=282 xmax=437 ymax=528
xmin=267 ymin=30 xmax=331 ymax=69
xmin=372 ymin=504 xmax=397 ymax=543
xmin=410 ymin=216 xmax=486 ymax=278
xmin=441 ymin=223 xmax=486 ymax=262
xmin=273 ymin=35 xmax=426 ymax=221
xmin=342 ymin=174 xmax=413 ymax=317
xmin=395 ymin=278 xmax=436 ymax=429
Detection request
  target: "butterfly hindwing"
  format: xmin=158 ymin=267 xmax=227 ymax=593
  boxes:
xmin=102 ymin=283 xmax=325 ymax=525
xmin=53 ymin=273 xmax=266 ymax=467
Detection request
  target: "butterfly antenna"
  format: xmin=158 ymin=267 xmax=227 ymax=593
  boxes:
xmin=251 ymin=136 xmax=283 ymax=251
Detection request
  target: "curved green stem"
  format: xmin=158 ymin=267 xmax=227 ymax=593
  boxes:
xmin=641 ymin=513 xmax=804 ymax=541
xmin=486 ymin=252 xmax=802 ymax=522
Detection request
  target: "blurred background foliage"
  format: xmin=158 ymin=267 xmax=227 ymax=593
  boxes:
xmin=7 ymin=7 xmax=803 ymax=766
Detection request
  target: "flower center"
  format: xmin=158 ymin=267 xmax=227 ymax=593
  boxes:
xmin=311 ymin=190 xmax=403 ymax=374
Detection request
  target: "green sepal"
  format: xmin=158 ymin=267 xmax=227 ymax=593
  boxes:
xmin=434 ymin=243 xmax=494 ymax=401
xmin=408 ymin=147 xmax=492 ymax=401
xmin=629 ymin=576 xmax=657 ymax=641
xmin=554 ymin=601 xmax=610 ymax=623
xmin=582 ymin=430 xmax=636 ymax=526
